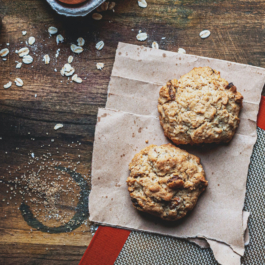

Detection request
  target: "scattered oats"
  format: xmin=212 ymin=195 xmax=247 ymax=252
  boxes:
xmin=22 ymin=31 xmax=27 ymax=36
xmin=2 ymin=58 xmax=7 ymax=61
xmin=178 ymin=48 xmax=186 ymax=54
xmin=35 ymin=94 xmax=37 ymax=98
xmin=4 ymin=82 xmax=12 ymax=89
xmin=72 ymin=74 xmax=82 ymax=83
xmin=15 ymin=78 xmax=23 ymax=87
xmin=28 ymin=36 xmax=35 ymax=45
xmin=43 ymin=54 xmax=50 ymax=64
xmin=22 ymin=55 xmax=33 ymax=64
xmin=136 ymin=32 xmax=148 ymax=41
xmin=152 ymin=41 xmax=159 ymax=49
xmin=16 ymin=62 xmax=22 ymax=69
xmin=54 ymin=68 xmax=57 ymax=72
xmin=96 ymin=63 xmax=104 ymax=70
xmin=48 ymin=26 xmax=58 ymax=35
xmin=0 ymin=48 xmax=9 ymax=57
xmin=77 ymin=37 xmax=85 ymax=47
xmin=70 ymin=44 xmax=83 ymax=54
xmin=161 ymin=37 xmax=166 ymax=40
xmin=138 ymin=0 xmax=147 ymax=8
xmin=54 ymin=124 xmax=63 ymax=130
xmin=68 ymin=55 xmax=73 ymax=64
xmin=95 ymin=41 xmax=104 ymax=50
xmin=17 ymin=47 xmax=29 ymax=57
xmin=200 ymin=30 xmax=211 ymax=39
xmin=51 ymin=139 xmax=54 ymax=142
xmin=109 ymin=2 xmax=116 ymax=10
xmin=56 ymin=34 xmax=64 ymax=45
xmin=62 ymin=63 xmax=75 ymax=76
xmin=92 ymin=13 xmax=103 ymax=20
xmin=31 ymin=153 xmax=35 ymax=158
xmin=6 ymin=43 xmax=9 ymax=46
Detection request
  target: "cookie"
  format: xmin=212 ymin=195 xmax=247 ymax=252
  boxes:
xmin=158 ymin=67 xmax=243 ymax=145
xmin=127 ymin=144 xmax=208 ymax=221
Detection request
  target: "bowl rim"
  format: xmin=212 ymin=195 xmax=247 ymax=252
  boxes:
xmin=46 ymin=0 xmax=105 ymax=17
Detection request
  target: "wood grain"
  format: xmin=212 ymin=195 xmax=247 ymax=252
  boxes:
xmin=0 ymin=0 xmax=265 ymax=263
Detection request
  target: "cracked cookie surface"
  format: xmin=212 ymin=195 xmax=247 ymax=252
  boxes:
xmin=158 ymin=67 xmax=243 ymax=145
xmin=127 ymin=144 xmax=208 ymax=221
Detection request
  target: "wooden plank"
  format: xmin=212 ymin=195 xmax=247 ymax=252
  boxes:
xmin=1 ymin=0 xmax=265 ymax=263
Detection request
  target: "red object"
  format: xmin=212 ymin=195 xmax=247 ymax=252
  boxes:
xmin=79 ymin=226 xmax=131 ymax=265
xmin=80 ymin=95 xmax=265 ymax=265
xmin=257 ymin=95 xmax=265 ymax=130
xmin=58 ymin=0 xmax=87 ymax=4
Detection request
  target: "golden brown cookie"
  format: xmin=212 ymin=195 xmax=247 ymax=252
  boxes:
xmin=127 ymin=144 xmax=208 ymax=221
xmin=158 ymin=67 xmax=243 ymax=145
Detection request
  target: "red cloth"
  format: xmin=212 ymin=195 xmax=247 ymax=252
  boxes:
xmin=80 ymin=95 xmax=265 ymax=265
xmin=257 ymin=96 xmax=265 ymax=130
xmin=79 ymin=226 xmax=130 ymax=265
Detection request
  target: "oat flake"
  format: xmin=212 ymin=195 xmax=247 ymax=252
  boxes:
xmin=0 ymin=48 xmax=9 ymax=57
xmin=62 ymin=63 xmax=75 ymax=77
xmin=72 ymin=74 xmax=82 ymax=83
xmin=152 ymin=41 xmax=159 ymax=49
xmin=138 ymin=0 xmax=147 ymax=8
xmin=96 ymin=63 xmax=104 ymax=70
xmin=200 ymin=30 xmax=211 ymax=39
xmin=109 ymin=2 xmax=116 ymax=10
xmin=43 ymin=54 xmax=50 ymax=64
xmin=92 ymin=13 xmax=103 ymax=20
xmin=15 ymin=78 xmax=23 ymax=87
xmin=28 ymin=37 xmax=35 ymax=45
xmin=77 ymin=37 xmax=85 ymax=47
xmin=48 ymin=26 xmax=58 ymax=35
xmin=4 ymin=82 xmax=12 ymax=89
xmin=68 ymin=55 xmax=73 ymax=64
xmin=97 ymin=2 xmax=109 ymax=12
xmin=17 ymin=47 xmax=29 ymax=57
xmin=60 ymin=68 xmax=65 ymax=77
xmin=56 ymin=34 xmax=64 ymax=45
xmin=136 ymin=32 xmax=148 ymax=41
xmin=22 ymin=31 xmax=27 ymax=36
xmin=16 ymin=62 xmax=22 ymax=69
xmin=22 ymin=55 xmax=33 ymax=64
xmin=178 ymin=48 xmax=186 ymax=54
xmin=71 ymin=44 xmax=83 ymax=54
xmin=54 ymin=124 xmax=63 ymax=130
xmin=95 ymin=41 xmax=104 ymax=50
xmin=63 ymin=63 xmax=72 ymax=72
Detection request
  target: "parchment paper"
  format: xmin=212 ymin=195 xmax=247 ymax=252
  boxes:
xmin=89 ymin=43 xmax=265 ymax=259
xmin=205 ymin=211 xmax=250 ymax=265
xmin=189 ymin=211 xmax=250 ymax=251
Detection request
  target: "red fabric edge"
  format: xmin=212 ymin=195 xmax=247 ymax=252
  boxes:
xmin=257 ymin=95 xmax=265 ymax=130
xmin=79 ymin=226 xmax=130 ymax=265
xmin=80 ymin=96 xmax=265 ymax=265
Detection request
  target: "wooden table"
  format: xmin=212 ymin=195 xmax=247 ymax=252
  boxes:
xmin=0 ymin=0 xmax=264 ymax=264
